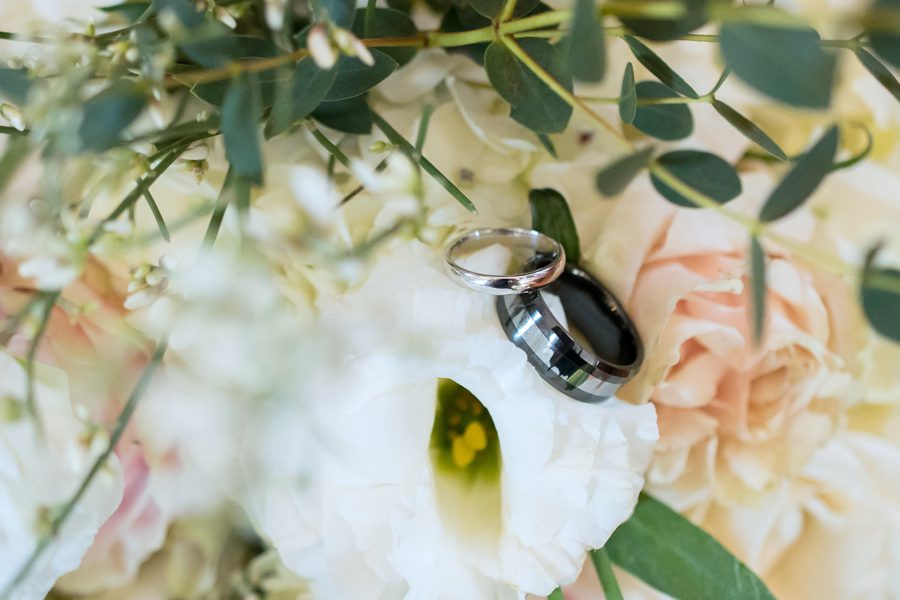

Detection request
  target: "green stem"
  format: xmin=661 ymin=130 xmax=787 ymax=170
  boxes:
xmin=0 ymin=125 xmax=27 ymax=136
xmin=498 ymin=0 xmax=519 ymax=24
xmin=592 ymin=548 xmax=624 ymax=600
xmin=309 ymin=123 xmax=352 ymax=168
xmin=23 ymin=292 xmax=59 ymax=434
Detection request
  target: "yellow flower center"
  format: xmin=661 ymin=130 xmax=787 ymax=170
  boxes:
xmin=430 ymin=378 xmax=500 ymax=475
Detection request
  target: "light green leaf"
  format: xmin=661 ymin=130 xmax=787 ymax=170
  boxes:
xmin=712 ymin=100 xmax=787 ymax=160
xmin=484 ymin=39 xmax=573 ymax=134
xmin=623 ymin=35 xmax=698 ymax=98
xmin=313 ymin=96 xmax=374 ymax=134
xmin=855 ymin=48 xmax=900 ymax=102
xmin=619 ymin=63 xmax=637 ymax=123
xmin=0 ymin=68 xmax=31 ymax=104
xmin=79 ymin=81 xmax=148 ymax=152
xmin=591 ymin=548 xmax=624 ymax=600
xmin=351 ymin=7 xmax=418 ymax=65
xmin=750 ymin=235 xmax=766 ymax=344
xmin=607 ymin=494 xmax=776 ymax=600
xmin=266 ymin=58 xmax=337 ymax=137
xmin=861 ymin=247 xmax=900 ymax=342
xmin=720 ymin=9 xmax=836 ymax=108
xmin=619 ymin=0 xmax=708 ymax=41
xmin=650 ymin=150 xmax=741 ymax=207
xmin=595 ymin=146 xmax=654 ymax=196
xmin=529 ymin=188 xmax=581 ymax=264
xmin=869 ymin=0 xmax=900 ymax=68
xmin=632 ymin=81 xmax=693 ymax=140
xmin=324 ymin=50 xmax=398 ymax=101
xmin=759 ymin=125 xmax=838 ymax=222
xmin=564 ymin=0 xmax=605 ymax=82
xmin=221 ymin=74 xmax=263 ymax=185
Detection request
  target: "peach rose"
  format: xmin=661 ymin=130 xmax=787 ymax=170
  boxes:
xmin=586 ymin=173 xmax=858 ymax=513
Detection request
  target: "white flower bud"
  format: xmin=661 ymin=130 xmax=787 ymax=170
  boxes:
xmin=307 ymin=25 xmax=337 ymax=70
xmin=0 ymin=103 xmax=26 ymax=131
xmin=333 ymin=28 xmax=374 ymax=66
xmin=265 ymin=0 xmax=287 ymax=31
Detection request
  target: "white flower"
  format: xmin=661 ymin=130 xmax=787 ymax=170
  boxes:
xmin=0 ymin=349 xmax=123 ymax=600
xmin=245 ymin=241 xmax=658 ymax=598
xmin=307 ymin=25 xmax=338 ymax=70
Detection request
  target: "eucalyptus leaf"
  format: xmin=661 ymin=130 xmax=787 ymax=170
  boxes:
xmin=720 ymin=10 xmax=836 ymax=108
xmin=440 ymin=5 xmax=491 ymax=65
xmin=266 ymin=58 xmax=337 ymax=138
xmin=469 ymin=0 xmax=504 ymax=19
xmin=181 ymin=35 xmax=282 ymax=69
xmin=100 ymin=1 xmax=152 ymax=22
xmin=619 ymin=0 xmax=708 ymax=41
xmin=869 ymin=0 xmax=900 ymax=68
xmin=712 ymin=100 xmax=787 ymax=160
xmin=607 ymin=494 xmax=776 ymax=600
xmin=596 ymin=146 xmax=654 ymax=196
xmin=650 ymin=150 xmax=741 ymax=207
xmin=324 ymin=50 xmax=398 ymax=101
xmin=529 ymin=188 xmax=581 ymax=264
xmin=79 ymin=81 xmax=148 ymax=152
xmin=563 ymin=0 xmax=605 ymax=82
xmin=484 ymin=39 xmax=573 ymax=134
xmin=750 ymin=235 xmax=766 ymax=344
xmin=0 ymin=68 xmax=31 ymax=105
xmin=152 ymin=0 xmax=205 ymax=29
xmin=632 ymin=81 xmax=693 ymax=140
xmin=221 ymin=74 xmax=263 ymax=185
xmin=313 ymin=96 xmax=374 ymax=134
xmin=351 ymin=8 xmax=418 ymax=66
xmin=855 ymin=48 xmax=900 ymax=101
xmin=623 ymin=35 xmax=698 ymax=98
xmin=759 ymin=125 xmax=838 ymax=222
xmin=619 ymin=63 xmax=637 ymax=123
xmin=536 ymin=133 xmax=558 ymax=158
xmin=861 ymin=248 xmax=900 ymax=342
xmin=319 ymin=0 xmax=355 ymax=27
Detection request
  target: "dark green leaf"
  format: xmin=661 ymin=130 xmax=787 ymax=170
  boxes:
xmin=596 ymin=146 xmax=654 ymax=196
xmin=750 ymin=235 xmax=766 ymax=344
xmin=607 ymin=494 xmax=776 ymax=600
xmin=372 ymin=111 xmax=476 ymax=213
xmin=529 ymin=188 xmax=580 ymax=263
xmin=712 ymin=100 xmax=787 ymax=160
xmin=324 ymin=50 xmax=398 ymax=101
xmin=650 ymin=150 xmax=741 ymax=207
xmin=313 ymin=96 xmax=374 ymax=134
xmin=469 ymin=0 xmax=504 ymax=19
xmin=0 ymin=68 xmax=32 ymax=104
xmin=870 ymin=0 xmax=900 ymax=68
xmin=619 ymin=63 xmax=637 ymax=123
xmin=564 ymin=0 xmax=605 ymax=82
xmin=415 ymin=103 xmax=434 ymax=153
xmin=181 ymin=35 xmax=282 ymax=69
xmin=203 ymin=167 xmax=235 ymax=249
xmin=100 ymin=1 xmax=152 ymax=22
xmin=221 ymin=74 xmax=263 ymax=185
xmin=831 ymin=124 xmax=872 ymax=171
xmin=632 ymin=81 xmax=693 ymax=140
xmin=536 ymin=133 xmax=558 ymax=158
xmin=440 ymin=6 xmax=491 ymax=66
xmin=861 ymin=247 xmax=900 ymax=342
xmin=79 ymin=81 xmax=148 ymax=152
xmin=152 ymin=0 xmax=205 ymax=29
xmin=319 ymin=0 xmax=355 ymax=27
xmin=351 ymin=8 xmax=418 ymax=65
xmin=720 ymin=10 xmax=836 ymax=108
xmin=266 ymin=58 xmax=337 ymax=138
xmin=619 ymin=0 xmax=708 ymax=41
xmin=623 ymin=35 xmax=698 ymax=98
xmin=591 ymin=548 xmax=624 ymax=600
xmin=759 ymin=125 xmax=838 ymax=222
xmin=192 ymin=68 xmax=285 ymax=108
xmin=484 ymin=39 xmax=573 ymax=134
xmin=855 ymin=48 xmax=900 ymax=102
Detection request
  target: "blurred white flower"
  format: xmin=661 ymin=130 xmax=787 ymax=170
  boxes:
xmin=307 ymin=25 xmax=338 ymax=70
xmin=246 ymin=241 xmax=658 ymax=598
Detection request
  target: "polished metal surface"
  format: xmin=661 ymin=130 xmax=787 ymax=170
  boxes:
xmin=497 ymin=265 xmax=644 ymax=403
xmin=445 ymin=228 xmax=566 ymax=296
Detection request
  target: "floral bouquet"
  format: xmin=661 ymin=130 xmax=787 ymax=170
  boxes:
xmin=1 ymin=0 xmax=899 ymax=597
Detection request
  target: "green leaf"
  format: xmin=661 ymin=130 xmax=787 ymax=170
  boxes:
xmin=759 ymin=125 xmax=838 ymax=222
xmin=529 ymin=188 xmax=581 ymax=264
xmin=79 ymin=81 xmax=148 ymax=152
xmin=547 ymin=588 xmax=564 ymax=600
xmin=372 ymin=111 xmax=476 ymax=213
xmin=266 ymin=58 xmax=337 ymax=137
xmin=591 ymin=548 xmax=624 ymax=600
xmin=221 ymin=74 xmax=263 ymax=185
xmin=861 ymin=248 xmax=900 ymax=342
xmin=650 ymin=150 xmax=741 ymax=207
xmin=596 ymin=146 xmax=654 ymax=196
xmin=324 ymin=50 xmax=398 ymax=101
xmin=142 ymin=190 xmax=170 ymax=242
xmin=152 ymin=0 xmax=206 ymax=29
xmin=563 ymin=0 xmax=605 ymax=82
xmin=100 ymin=1 xmax=152 ymax=22
xmin=855 ymin=48 xmax=900 ymax=102
xmin=0 ymin=68 xmax=32 ymax=104
xmin=188 ymin=36 xmax=285 ymax=108
xmin=869 ymin=0 xmax=900 ymax=68
xmin=0 ymin=136 xmax=29 ymax=196
xmin=351 ymin=8 xmax=418 ymax=65
xmin=536 ymin=133 xmax=558 ymax=158
xmin=319 ymin=0 xmax=356 ymax=27
xmin=440 ymin=5 xmax=491 ymax=66
xmin=831 ymin=124 xmax=872 ymax=172
xmin=469 ymin=0 xmax=503 ymax=19
xmin=484 ymin=39 xmax=573 ymax=134
xmin=623 ymin=35 xmax=698 ymax=98
xmin=712 ymin=100 xmax=787 ymax=160
xmin=313 ymin=96 xmax=374 ymax=134
xmin=619 ymin=63 xmax=637 ymax=123
xmin=619 ymin=0 xmax=708 ymax=41
xmin=750 ymin=235 xmax=766 ymax=344
xmin=720 ymin=10 xmax=836 ymax=108
xmin=632 ymin=81 xmax=693 ymax=140
xmin=607 ymin=494 xmax=776 ymax=600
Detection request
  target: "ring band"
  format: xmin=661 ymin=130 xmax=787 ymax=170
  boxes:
xmin=496 ymin=264 xmax=643 ymax=402
xmin=445 ymin=228 xmax=566 ymax=296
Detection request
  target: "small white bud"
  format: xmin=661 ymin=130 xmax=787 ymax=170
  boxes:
xmin=308 ymin=25 xmax=338 ymax=70
xmin=352 ymin=37 xmax=375 ymax=66
xmin=159 ymin=254 xmax=178 ymax=271
xmin=0 ymin=103 xmax=26 ymax=131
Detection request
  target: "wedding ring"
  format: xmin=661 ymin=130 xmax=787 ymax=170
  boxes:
xmin=445 ymin=228 xmax=566 ymax=295
xmin=496 ymin=264 xmax=643 ymax=403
